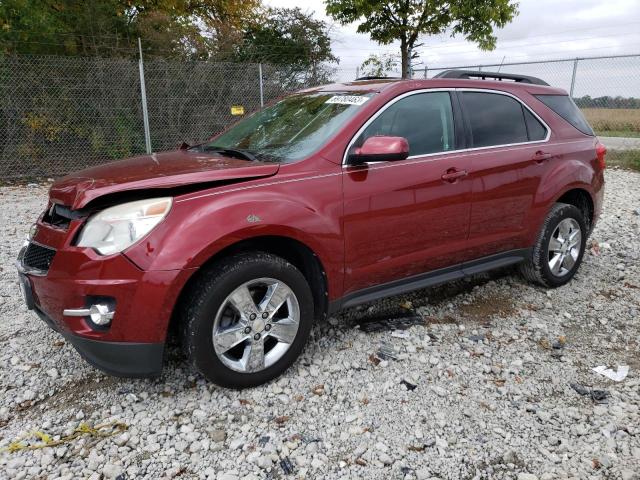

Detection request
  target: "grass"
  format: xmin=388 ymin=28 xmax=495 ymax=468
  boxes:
xmin=595 ymin=130 xmax=640 ymax=138
xmin=607 ymin=150 xmax=640 ymax=171
xmin=581 ymin=108 xmax=640 ymax=138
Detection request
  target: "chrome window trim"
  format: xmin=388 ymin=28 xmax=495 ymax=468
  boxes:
xmin=341 ymin=87 xmax=552 ymax=166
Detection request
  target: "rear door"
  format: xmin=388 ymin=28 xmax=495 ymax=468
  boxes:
xmin=342 ymin=90 xmax=472 ymax=295
xmin=459 ymin=89 xmax=552 ymax=260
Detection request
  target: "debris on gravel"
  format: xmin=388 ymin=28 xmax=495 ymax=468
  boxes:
xmin=569 ymin=382 xmax=610 ymax=403
xmin=1 ymin=169 xmax=639 ymax=479
xmin=356 ymin=313 xmax=425 ymax=333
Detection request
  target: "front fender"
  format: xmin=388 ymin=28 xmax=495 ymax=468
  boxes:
xmin=124 ymin=182 xmax=344 ymax=298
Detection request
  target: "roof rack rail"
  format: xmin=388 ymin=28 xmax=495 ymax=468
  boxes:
xmin=354 ymin=75 xmax=401 ymax=81
xmin=433 ymin=69 xmax=549 ymax=86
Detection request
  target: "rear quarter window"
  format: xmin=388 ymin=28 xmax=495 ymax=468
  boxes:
xmin=535 ymin=94 xmax=594 ymax=136
xmin=523 ymin=108 xmax=547 ymax=141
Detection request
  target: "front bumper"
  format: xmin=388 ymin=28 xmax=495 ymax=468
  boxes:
xmin=33 ymin=304 xmax=164 ymax=377
xmin=16 ymin=220 xmax=194 ymax=377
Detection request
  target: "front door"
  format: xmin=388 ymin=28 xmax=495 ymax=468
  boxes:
xmin=342 ymin=91 xmax=472 ymax=295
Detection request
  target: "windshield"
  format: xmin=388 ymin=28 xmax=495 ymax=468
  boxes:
xmin=198 ymin=92 xmax=375 ymax=163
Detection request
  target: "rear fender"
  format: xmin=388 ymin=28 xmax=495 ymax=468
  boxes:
xmin=526 ymin=157 xmax=598 ymax=244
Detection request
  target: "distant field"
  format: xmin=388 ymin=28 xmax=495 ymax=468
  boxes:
xmin=581 ymin=108 xmax=640 ymax=137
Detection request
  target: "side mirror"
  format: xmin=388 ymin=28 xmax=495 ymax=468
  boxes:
xmin=348 ymin=136 xmax=410 ymax=164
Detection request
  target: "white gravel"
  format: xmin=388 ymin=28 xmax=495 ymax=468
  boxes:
xmin=1 ymin=169 xmax=639 ymax=480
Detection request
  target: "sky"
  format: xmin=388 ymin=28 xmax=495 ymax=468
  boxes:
xmin=264 ymin=0 xmax=640 ymax=96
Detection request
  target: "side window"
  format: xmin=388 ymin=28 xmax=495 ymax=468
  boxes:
xmin=355 ymin=92 xmax=455 ymax=157
xmin=462 ymin=92 xmax=529 ymax=147
xmin=535 ymin=94 xmax=594 ymax=135
xmin=523 ymin=108 xmax=547 ymax=141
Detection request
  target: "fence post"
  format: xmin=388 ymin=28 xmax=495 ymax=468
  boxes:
xmin=137 ymin=38 xmax=152 ymax=154
xmin=424 ymin=66 xmax=428 ymax=78
xmin=258 ymin=63 xmax=264 ymax=108
xmin=570 ymin=58 xmax=579 ymax=98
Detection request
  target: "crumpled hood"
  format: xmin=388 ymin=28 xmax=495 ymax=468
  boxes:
xmin=50 ymin=150 xmax=280 ymax=209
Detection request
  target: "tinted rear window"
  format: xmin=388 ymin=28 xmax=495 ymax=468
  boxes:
xmin=462 ymin=92 xmax=529 ymax=147
xmin=535 ymin=94 xmax=594 ymax=135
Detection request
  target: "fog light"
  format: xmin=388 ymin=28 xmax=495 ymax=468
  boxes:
xmin=89 ymin=304 xmax=114 ymax=325
xmin=64 ymin=303 xmax=115 ymax=326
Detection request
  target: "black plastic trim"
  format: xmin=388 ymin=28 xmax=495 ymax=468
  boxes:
xmin=450 ymin=90 xmax=469 ymax=150
xmin=355 ymin=76 xmax=401 ymax=81
xmin=34 ymin=307 xmax=164 ymax=378
xmin=348 ymin=151 xmax=409 ymax=164
xmin=329 ymin=249 xmax=530 ymax=313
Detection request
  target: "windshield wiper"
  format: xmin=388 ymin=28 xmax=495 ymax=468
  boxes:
xmin=199 ymin=145 xmax=257 ymax=162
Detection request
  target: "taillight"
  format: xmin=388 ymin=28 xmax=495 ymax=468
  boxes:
xmin=595 ymin=141 xmax=607 ymax=170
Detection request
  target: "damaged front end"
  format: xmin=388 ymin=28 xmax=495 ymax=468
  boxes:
xmin=16 ymin=149 xmax=281 ymax=377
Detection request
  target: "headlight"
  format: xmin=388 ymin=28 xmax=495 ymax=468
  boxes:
xmin=77 ymin=197 xmax=172 ymax=255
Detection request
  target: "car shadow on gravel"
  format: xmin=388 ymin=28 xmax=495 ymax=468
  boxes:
xmin=337 ymin=266 xmax=523 ymax=326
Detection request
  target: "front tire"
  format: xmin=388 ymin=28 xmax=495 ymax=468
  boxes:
xmin=180 ymin=252 xmax=314 ymax=388
xmin=519 ymin=203 xmax=587 ymax=288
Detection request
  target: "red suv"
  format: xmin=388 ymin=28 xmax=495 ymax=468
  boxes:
xmin=17 ymin=70 xmax=605 ymax=388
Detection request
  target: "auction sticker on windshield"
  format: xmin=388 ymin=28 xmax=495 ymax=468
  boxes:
xmin=326 ymin=95 xmax=370 ymax=106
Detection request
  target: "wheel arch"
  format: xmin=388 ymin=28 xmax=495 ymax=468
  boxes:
xmin=167 ymin=235 xmax=329 ymax=342
xmin=554 ymin=186 xmax=595 ymax=232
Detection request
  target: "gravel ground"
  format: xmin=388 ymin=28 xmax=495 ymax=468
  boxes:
xmin=0 ymin=169 xmax=639 ymax=480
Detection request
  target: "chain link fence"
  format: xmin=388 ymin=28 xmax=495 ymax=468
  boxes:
xmin=425 ymin=54 xmax=640 ymax=170
xmin=0 ymin=55 xmax=325 ymax=179
xmin=1 ymin=53 xmax=639 ymax=179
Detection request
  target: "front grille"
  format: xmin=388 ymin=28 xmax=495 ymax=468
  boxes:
xmin=23 ymin=242 xmax=56 ymax=273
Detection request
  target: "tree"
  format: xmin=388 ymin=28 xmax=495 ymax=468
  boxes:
xmin=325 ymin=0 xmax=519 ymax=78
xmin=359 ymin=53 xmax=399 ymax=77
xmin=234 ymin=7 xmax=338 ymax=86
xmin=0 ymin=0 xmax=262 ymax=59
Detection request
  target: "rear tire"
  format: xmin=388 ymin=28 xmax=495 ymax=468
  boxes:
xmin=180 ymin=252 xmax=314 ymax=388
xmin=519 ymin=203 xmax=587 ymax=288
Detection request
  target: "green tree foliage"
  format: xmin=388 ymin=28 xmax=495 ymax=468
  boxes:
xmin=236 ymin=8 xmax=336 ymax=67
xmin=574 ymin=95 xmax=640 ymax=109
xmin=325 ymin=0 xmax=519 ymax=78
xmin=0 ymin=0 xmax=262 ymax=59
xmin=359 ymin=53 xmax=399 ymax=77
xmin=234 ymin=7 xmax=338 ymax=87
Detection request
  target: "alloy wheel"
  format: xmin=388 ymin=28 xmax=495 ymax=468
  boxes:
xmin=212 ymin=278 xmax=301 ymax=373
xmin=547 ymin=218 xmax=582 ymax=277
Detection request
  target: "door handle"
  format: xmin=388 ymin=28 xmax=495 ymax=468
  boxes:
xmin=441 ymin=168 xmax=468 ymax=183
xmin=532 ymin=151 xmax=552 ymax=163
